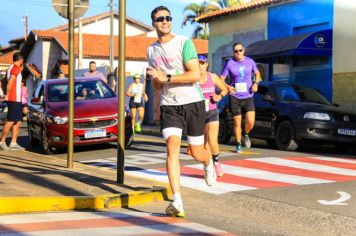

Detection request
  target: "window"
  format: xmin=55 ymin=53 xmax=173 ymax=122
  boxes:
xmin=293 ymin=56 xmax=328 ymax=67
xmin=48 ymin=80 xmax=116 ymax=102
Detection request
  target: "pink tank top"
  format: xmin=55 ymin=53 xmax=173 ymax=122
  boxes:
xmin=21 ymin=87 xmax=27 ymax=105
xmin=200 ymin=72 xmax=217 ymax=111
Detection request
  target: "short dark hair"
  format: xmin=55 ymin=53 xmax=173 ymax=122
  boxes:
xmin=89 ymin=61 xmax=96 ymax=65
xmin=151 ymin=6 xmax=171 ymax=22
xmin=232 ymin=42 xmax=244 ymax=50
xmin=13 ymin=52 xmax=24 ymax=62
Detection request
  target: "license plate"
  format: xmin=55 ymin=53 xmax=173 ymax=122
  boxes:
xmin=338 ymin=128 xmax=356 ymax=136
xmin=84 ymin=129 xmax=107 ymax=139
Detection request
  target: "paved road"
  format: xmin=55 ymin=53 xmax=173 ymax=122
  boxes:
xmin=7 ymin=127 xmax=356 ymax=235
xmin=0 ymin=211 xmax=232 ymax=236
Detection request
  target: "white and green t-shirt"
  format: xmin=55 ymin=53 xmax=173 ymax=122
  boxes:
xmin=147 ymin=35 xmax=204 ymax=106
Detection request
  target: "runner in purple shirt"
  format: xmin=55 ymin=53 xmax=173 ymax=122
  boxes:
xmin=83 ymin=61 xmax=108 ymax=84
xmin=221 ymin=42 xmax=261 ymax=153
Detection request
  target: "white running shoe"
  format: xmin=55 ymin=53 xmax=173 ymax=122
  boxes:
xmin=9 ymin=143 xmax=25 ymax=150
xmin=0 ymin=142 xmax=9 ymax=151
xmin=204 ymin=159 xmax=217 ymax=186
xmin=165 ymin=201 xmax=185 ymax=218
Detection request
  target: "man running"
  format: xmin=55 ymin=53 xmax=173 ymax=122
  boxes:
xmin=147 ymin=6 xmax=216 ymax=218
xmin=221 ymin=42 xmax=261 ymax=153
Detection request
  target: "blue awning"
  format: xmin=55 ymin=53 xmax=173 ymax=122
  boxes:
xmin=246 ymin=29 xmax=332 ymax=59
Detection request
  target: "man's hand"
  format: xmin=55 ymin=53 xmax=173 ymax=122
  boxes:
xmin=146 ymin=66 xmax=168 ymax=83
xmin=212 ymin=94 xmax=222 ymax=103
xmin=251 ymin=83 xmax=258 ymax=93
xmin=228 ymin=86 xmax=235 ymax=95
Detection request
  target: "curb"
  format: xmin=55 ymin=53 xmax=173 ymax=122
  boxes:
xmin=141 ymin=127 xmax=161 ymax=136
xmin=0 ymin=186 xmax=169 ymax=215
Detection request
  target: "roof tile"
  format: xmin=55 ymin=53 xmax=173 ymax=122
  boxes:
xmin=32 ymin=30 xmax=208 ymax=61
xmin=196 ymin=0 xmax=291 ymax=22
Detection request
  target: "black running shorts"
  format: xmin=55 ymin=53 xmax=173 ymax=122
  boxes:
xmin=229 ymin=96 xmax=255 ymax=116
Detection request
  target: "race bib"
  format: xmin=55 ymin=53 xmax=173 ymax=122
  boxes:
xmin=235 ymin=82 xmax=248 ymax=93
xmin=205 ymin=99 xmax=210 ymax=112
xmin=134 ymin=95 xmax=142 ymax=103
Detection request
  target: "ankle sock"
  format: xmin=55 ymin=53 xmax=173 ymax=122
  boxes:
xmin=212 ymin=154 xmax=219 ymax=162
xmin=173 ymin=193 xmax=183 ymax=206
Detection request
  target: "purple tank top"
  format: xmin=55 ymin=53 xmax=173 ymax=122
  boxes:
xmin=200 ymin=72 xmax=217 ymax=111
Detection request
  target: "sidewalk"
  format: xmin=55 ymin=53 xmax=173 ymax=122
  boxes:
xmin=0 ymin=149 xmax=170 ymax=214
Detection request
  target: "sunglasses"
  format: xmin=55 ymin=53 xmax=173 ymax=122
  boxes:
xmin=199 ymin=60 xmax=207 ymax=65
xmin=154 ymin=16 xmax=173 ymax=23
xmin=234 ymin=49 xmax=244 ymax=53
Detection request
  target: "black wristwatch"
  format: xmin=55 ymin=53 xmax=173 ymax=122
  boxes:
xmin=166 ymin=74 xmax=172 ymax=83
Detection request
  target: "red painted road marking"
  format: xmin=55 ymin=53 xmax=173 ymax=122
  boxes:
xmin=286 ymin=157 xmax=356 ymax=170
xmin=223 ymin=159 xmax=356 ymax=182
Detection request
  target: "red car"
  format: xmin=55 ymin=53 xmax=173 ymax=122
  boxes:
xmin=27 ymin=77 xmax=133 ymax=153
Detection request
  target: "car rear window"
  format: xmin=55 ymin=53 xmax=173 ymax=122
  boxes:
xmin=275 ymin=84 xmax=331 ymax=105
xmin=48 ymin=80 xmax=115 ymax=102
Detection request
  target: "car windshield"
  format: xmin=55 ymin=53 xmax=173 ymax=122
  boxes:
xmin=48 ymin=80 xmax=115 ymax=102
xmin=275 ymin=84 xmax=331 ymax=105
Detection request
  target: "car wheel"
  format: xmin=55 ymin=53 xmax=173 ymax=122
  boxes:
xmin=27 ymin=121 xmax=39 ymax=146
xmin=41 ymin=128 xmax=53 ymax=154
xmin=218 ymin=116 xmax=231 ymax=144
xmin=276 ymin=121 xmax=299 ymax=151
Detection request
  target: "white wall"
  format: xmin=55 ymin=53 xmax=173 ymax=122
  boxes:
xmin=73 ymin=18 xmax=154 ymax=36
xmin=78 ymin=58 xmax=148 ymax=76
xmin=333 ymin=0 xmax=356 ymax=73
xmin=27 ymin=39 xmax=44 ymax=74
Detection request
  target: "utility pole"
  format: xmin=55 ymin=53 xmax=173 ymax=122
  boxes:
xmin=117 ymin=0 xmax=126 ymax=184
xmin=67 ymin=0 xmax=75 ymax=169
xmin=109 ymin=0 xmax=114 ymax=71
xmin=24 ymin=14 xmax=28 ymax=40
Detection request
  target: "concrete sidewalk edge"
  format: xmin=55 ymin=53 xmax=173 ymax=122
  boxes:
xmin=0 ymin=186 xmax=169 ymax=215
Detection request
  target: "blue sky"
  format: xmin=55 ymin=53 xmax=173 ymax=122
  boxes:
xmin=0 ymin=0 xmax=205 ymax=46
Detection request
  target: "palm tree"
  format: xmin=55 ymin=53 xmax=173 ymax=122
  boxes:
xmin=182 ymin=1 xmax=219 ymax=39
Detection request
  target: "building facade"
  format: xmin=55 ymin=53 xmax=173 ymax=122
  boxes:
xmin=198 ymin=0 xmax=356 ymax=111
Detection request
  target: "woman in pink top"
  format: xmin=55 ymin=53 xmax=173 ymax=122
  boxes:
xmin=188 ymin=55 xmax=228 ymax=177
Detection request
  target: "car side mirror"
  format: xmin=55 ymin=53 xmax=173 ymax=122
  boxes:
xmin=263 ymin=94 xmax=275 ymax=103
xmin=30 ymin=97 xmax=43 ymax=105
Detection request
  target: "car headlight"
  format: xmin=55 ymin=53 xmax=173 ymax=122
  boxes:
xmin=53 ymin=116 xmax=68 ymax=124
xmin=303 ymin=112 xmax=331 ymax=121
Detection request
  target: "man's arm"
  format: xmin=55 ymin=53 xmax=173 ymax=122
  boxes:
xmin=147 ymin=58 xmax=200 ymax=84
xmin=251 ymin=62 xmax=261 ymax=93
xmin=6 ymin=75 xmax=16 ymax=100
xmin=221 ymin=75 xmax=235 ymax=95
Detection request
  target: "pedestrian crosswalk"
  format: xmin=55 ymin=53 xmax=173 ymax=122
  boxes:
xmin=127 ymin=156 xmax=356 ymax=194
xmin=80 ymin=154 xmax=356 ymax=195
xmin=0 ymin=211 xmax=231 ymax=236
xmin=80 ymin=151 xmax=234 ymax=168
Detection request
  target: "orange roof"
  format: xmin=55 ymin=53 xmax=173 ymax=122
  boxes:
xmin=26 ymin=63 xmax=42 ymax=78
xmin=196 ymin=0 xmax=291 ymax=22
xmin=0 ymin=50 xmax=16 ymax=65
xmin=49 ymin=11 xmax=154 ymax=32
xmin=31 ymin=30 xmax=208 ymax=61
